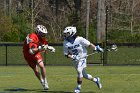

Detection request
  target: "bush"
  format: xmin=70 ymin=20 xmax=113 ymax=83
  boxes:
xmin=108 ymin=29 xmax=140 ymax=43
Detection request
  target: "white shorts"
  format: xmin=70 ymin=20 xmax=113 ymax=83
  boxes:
xmin=73 ymin=58 xmax=87 ymax=71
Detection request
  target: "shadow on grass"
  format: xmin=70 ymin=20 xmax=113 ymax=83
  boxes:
xmin=4 ymin=88 xmax=95 ymax=93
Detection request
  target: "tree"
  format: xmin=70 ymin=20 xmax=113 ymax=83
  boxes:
xmin=96 ymin=0 xmax=106 ymax=43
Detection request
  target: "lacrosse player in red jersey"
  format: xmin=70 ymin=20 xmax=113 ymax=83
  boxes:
xmin=63 ymin=26 xmax=103 ymax=93
xmin=23 ymin=25 xmax=55 ymax=90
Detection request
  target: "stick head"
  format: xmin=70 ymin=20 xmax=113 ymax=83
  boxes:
xmin=111 ymin=44 xmax=118 ymax=51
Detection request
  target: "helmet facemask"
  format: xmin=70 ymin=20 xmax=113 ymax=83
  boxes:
xmin=38 ymin=31 xmax=47 ymax=38
xmin=36 ymin=25 xmax=48 ymax=38
xmin=63 ymin=26 xmax=77 ymax=40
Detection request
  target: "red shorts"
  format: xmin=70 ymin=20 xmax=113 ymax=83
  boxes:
xmin=23 ymin=51 xmax=43 ymax=69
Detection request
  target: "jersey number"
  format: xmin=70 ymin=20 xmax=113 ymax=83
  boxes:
xmin=72 ymin=49 xmax=78 ymax=55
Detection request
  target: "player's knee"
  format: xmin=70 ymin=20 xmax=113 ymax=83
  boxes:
xmin=38 ymin=61 xmax=45 ymax=68
xmin=77 ymin=68 xmax=83 ymax=78
xmin=82 ymin=70 xmax=92 ymax=80
xmin=83 ymin=73 xmax=88 ymax=79
xmin=77 ymin=71 xmax=83 ymax=78
xmin=83 ymin=74 xmax=93 ymax=80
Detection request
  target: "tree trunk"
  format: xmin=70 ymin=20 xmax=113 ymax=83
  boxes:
xmin=96 ymin=0 xmax=106 ymax=43
xmin=9 ymin=0 xmax=12 ymax=17
xmin=4 ymin=0 xmax=7 ymax=15
xmin=86 ymin=0 xmax=90 ymax=39
xmin=31 ymin=0 xmax=34 ymax=30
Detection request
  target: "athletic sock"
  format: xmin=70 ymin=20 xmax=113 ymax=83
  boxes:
xmin=40 ymin=79 xmax=44 ymax=85
xmin=44 ymin=78 xmax=48 ymax=85
xmin=93 ymin=77 xmax=97 ymax=82
xmin=78 ymin=84 xmax=81 ymax=88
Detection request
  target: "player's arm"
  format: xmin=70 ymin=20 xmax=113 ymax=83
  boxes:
xmin=39 ymin=38 xmax=55 ymax=52
xmin=29 ymin=43 xmax=40 ymax=54
xmin=88 ymin=43 xmax=96 ymax=50
xmin=80 ymin=37 xmax=103 ymax=52
xmin=89 ymin=43 xmax=104 ymax=52
xmin=38 ymin=44 xmax=55 ymax=52
xmin=65 ymin=53 xmax=81 ymax=62
xmin=63 ymin=47 xmax=80 ymax=61
xmin=64 ymin=53 xmax=73 ymax=59
xmin=63 ymin=44 xmax=73 ymax=59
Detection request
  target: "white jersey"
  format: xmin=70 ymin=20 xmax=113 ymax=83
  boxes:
xmin=63 ymin=36 xmax=90 ymax=58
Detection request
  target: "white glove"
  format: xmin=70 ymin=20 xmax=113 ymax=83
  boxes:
xmin=47 ymin=46 xmax=55 ymax=52
xmin=71 ymin=55 xmax=81 ymax=61
xmin=95 ymin=45 xmax=104 ymax=52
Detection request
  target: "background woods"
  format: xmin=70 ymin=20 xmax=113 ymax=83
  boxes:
xmin=0 ymin=0 xmax=140 ymax=43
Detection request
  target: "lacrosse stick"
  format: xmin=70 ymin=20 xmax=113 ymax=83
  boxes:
xmin=106 ymin=44 xmax=118 ymax=51
xmin=80 ymin=44 xmax=118 ymax=59
xmin=83 ymin=51 xmax=98 ymax=58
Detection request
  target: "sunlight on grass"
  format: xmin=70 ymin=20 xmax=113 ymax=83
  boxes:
xmin=0 ymin=66 xmax=140 ymax=93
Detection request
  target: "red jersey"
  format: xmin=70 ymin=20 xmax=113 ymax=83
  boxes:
xmin=23 ymin=33 xmax=48 ymax=53
xmin=23 ymin=32 xmax=48 ymax=68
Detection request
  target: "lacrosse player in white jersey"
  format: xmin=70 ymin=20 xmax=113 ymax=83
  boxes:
xmin=63 ymin=26 xmax=103 ymax=93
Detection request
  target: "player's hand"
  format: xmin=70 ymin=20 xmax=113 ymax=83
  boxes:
xmin=47 ymin=46 xmax=55 ymax=52
xmin=38 ymin=45 xmax=48 ymax=51
xmin=95 ymin=45 xmax=104 ymax=52
xmin=71 ymin=55 xmax=81 ymax=61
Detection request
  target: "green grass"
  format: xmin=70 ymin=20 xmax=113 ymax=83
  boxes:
xmin=0 ymin=66 xmax=140 ymax=93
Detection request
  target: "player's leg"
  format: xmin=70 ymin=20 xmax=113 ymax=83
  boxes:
xmin=35 ymin=53 xmax=49 ymax=90
xmin=32 ymin=65 xmax=44 ymax=84
xmin=32 ymin=65 xmax=41 ymax=80
xmin=27 ymin=59 xmax=45 ymax=88
xmin=38 ymin=60 xmax=49 ymax=90
xmin=82 ymin=68 xmax=102 ymax=89
xmin=23 ymin=52 xmax=46 ymax=89
xmin=74 ymin=67 xmax=83 ymax=93
xmin=74 ymin=58 xmax=88 ymax=93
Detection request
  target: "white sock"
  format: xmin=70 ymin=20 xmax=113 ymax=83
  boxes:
xmin=44 ymin=78 xmax=48 ymax=84
xmin=87 ymin=74 xmax=93 ymax=80
xmin=77 ymin=85 xmax=81 ymax=89
xmin=93 ymin=78 xmax=97 ymax=82
xmin=41 ymin=79 xmax=44 ymax=83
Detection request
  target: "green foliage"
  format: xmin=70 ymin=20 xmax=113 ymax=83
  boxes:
xmin=68 ymin=11 xmax=80 ymax=26
xmin=0 ymin=11 xmax=139 ymax=43
xmin=11 ymin=13 xmax=32 ymax=42
xmin=0 ymin=16 xmax=19 ymax=42
xmin=3 ymin=28 xmax=19 ymax=42
xmin=126 ymin=34 xmax=140 ymax=43
xmin=0 ymin=13 xmax=32 ymax=42
xmin=108 ymin=29 xmax=140 ymax=43
xmin=88 ymin=20 xmax=97 ymax=43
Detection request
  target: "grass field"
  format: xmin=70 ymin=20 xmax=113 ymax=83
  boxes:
xmin=0 ymin=66 xmax=140 ymax=93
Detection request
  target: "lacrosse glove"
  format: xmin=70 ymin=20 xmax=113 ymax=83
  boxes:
xmin=38 ymin=45 xmax=48 ymax=51
xmin=47 ymin=46 xmax=55 ymax=52
xmin=71 ymin=55 xmax=81 ymax=62
xmin=38 ymin=45 xmax=55 ymax=52
xmin=95 ymin=45 xmax=104 ymax=52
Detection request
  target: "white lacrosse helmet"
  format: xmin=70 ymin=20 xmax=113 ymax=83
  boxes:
xmin=36 ymin=25 xmax=48 ymax=37
xmin=63 ymin=26 xmax=77 ymax=38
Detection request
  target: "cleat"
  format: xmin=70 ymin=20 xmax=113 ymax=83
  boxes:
xmin=74 ymin=87 xmax=81 ymax=93
xmin=41 ymin=81 xmax=49 ymax=90
xmin=44 ymin=83 xmax=49 ymax=90
xmin=95 ymin=77 xmax=102 ymax=89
